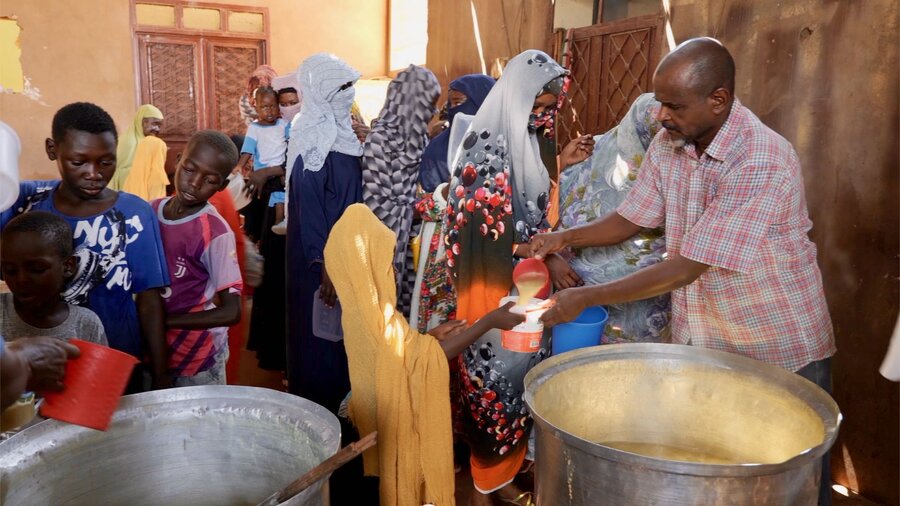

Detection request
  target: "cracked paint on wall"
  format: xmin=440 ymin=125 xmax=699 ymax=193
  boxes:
xmin=0 ymin=17 xmax=24 ymax=93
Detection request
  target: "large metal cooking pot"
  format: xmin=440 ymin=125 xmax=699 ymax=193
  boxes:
xmin=0 ymin=386 xmax=340 ymax=506
xmin=524 ymin=344 xmax=841 ymax=505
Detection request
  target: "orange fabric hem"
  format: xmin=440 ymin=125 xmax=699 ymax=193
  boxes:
xmin=547 ymin=179 xmax=560 ymax=229
xmin=457 ymin=281 xmax=509 ymax=323
xmin=469 ymin=442 xmax=527 ymax=493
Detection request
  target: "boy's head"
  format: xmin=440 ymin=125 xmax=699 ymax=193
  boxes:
xmin=46 ymin=102 xmax=118 ymax=200
xmin=277 ymin=87 xmax=301 ymax=123
xmin=253 ymin=86 xmax=279 ymax=125
xmin=277 ymin=87 xmax=299 ymax=107
xmin=1 ymin=211 xmax=76 ymax=307
xmin=173 ymin=130 xmax=239 ymax=208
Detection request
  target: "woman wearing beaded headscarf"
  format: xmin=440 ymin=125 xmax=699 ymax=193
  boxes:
xmin=239 ymin=64 xmax=278 ymax=125
xmin=443 ymin=49 xmax=571 ymax=504
xmin=361 ymin=65 xmax=441 ymax=315
xmin=285 ymin=53 xmax=365 ymax=414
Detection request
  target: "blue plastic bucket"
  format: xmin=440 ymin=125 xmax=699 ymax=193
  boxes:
xmin=551 ymin=306 xmax=609 ymax=356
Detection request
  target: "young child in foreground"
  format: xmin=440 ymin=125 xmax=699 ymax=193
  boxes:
xmin=0 ymin=212 xmax=106 ymax=436
xmin=153 ymin=130 xmax=243 ymax=386
xmin=235 ymin=86 xmax=289 ymax=236
xmin=0 ymin=102 xmax=170 ymax=391
xmin=0 ymin=211 xmax=107 ymax=345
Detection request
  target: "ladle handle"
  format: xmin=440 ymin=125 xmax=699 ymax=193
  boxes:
xmin=257 ymin=431 xmax=378 ymax=505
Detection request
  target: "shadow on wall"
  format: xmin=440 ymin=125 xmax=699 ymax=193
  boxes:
xmin=666 ymin=0 xmax=899 ymax=504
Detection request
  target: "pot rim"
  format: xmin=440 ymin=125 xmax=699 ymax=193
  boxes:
xmin=1 ymin=386 xmax=342 ymax=466
xmin=523 ymin=343 xmax=841 ymax=478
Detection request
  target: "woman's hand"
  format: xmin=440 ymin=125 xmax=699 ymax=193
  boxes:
xmin=545 ymin=253 xmax=583 ymax=290
xmin=428 ymin=118 xmax=449 ymax=138
xmin=559 ymin=134 xmax=595 ymax=170
xmin=243 ymin=166 xmax=285 ymax=200
xmin=430 ymin=320 xmax=467 ymax=341
xmin=244 ymin=170 xmax=269 ymax=200
xmin=352 ymin=121 xmax=371 ymax=143
xmin=484 ymin=301 xmax=526 ymax=331
xmin=320 ymin=266 xmax=338 ymax=308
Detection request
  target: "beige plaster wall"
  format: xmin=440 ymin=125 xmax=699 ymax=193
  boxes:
xmin=0 ymin=0 xmax=137 ymax=180
xmin=0 ymin=0 xmax=388 ymax=180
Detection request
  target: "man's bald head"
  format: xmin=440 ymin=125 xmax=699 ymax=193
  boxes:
xmin=656 ymin=38 xmax=735 ymax=97
xmin=651 ymin=38 xmax=736 ymax=149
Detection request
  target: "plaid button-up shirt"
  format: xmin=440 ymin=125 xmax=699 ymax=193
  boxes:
xmin=618 ymin=99 xmax=835 ymax=372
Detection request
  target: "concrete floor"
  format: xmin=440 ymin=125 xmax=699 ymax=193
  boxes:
xmin=234 ymin=342 xmax=284 ymax=391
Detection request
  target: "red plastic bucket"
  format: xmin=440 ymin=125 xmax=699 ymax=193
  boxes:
xmin=39 ymin=339 xmax=139 ymax=431
xmin=513 ymin=258 xmax=551 ymax=300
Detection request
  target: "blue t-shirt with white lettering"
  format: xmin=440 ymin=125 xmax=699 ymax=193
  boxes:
xmin=1 ymin=182 xmax=170 ymax=358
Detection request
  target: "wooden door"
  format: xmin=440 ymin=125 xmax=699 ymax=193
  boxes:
xmin=559 ymin=13 xmax=663 ymax=141
xmin=136 ymin=34 xmax=204 ymax=170
xmin=206 ymin=40 xmax=264 ymax=137
xmin=136 ymin=34 xmax=264 ymax=174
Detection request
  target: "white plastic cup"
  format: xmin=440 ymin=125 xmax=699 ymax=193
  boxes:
xmin=499 ymin=296 xmax=546 ymax=352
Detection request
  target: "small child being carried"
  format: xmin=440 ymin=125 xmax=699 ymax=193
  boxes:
xmin=154 ymin=130 xmax=243 ymax=386
xmin=235 ymin=86 xmax=290 ymax=236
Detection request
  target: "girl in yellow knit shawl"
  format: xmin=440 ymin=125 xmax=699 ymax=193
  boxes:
xmin=110 ymin=104 xmax=168 ymax=201
xmin=324 ymin=204 xmax=523 ymax=505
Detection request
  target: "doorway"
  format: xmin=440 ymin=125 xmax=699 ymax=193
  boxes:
xmin=556 ymin=1 xmax=664 ymax=141
xmin=131 ymin=1 xmax=269 ymax=172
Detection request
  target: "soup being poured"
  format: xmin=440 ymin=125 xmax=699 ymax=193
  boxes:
xmin=514 ymin=272 xmax=547 ymax=306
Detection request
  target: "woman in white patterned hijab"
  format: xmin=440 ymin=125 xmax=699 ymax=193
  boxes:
xmin=285 ymin=53 xmax=368 ymax=418
xmin=287 ymin=53 xmax=364 ymax=174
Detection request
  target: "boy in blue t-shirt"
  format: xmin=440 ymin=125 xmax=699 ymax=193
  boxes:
xmin=0 ymin=102 xmax=171 ymax=391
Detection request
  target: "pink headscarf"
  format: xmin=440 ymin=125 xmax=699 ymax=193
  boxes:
xmin=246 ymin=64 xmax=278 ymax=96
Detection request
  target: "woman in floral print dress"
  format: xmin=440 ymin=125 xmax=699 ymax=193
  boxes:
xmin=558 ymin=92 xmax=671 ymax=343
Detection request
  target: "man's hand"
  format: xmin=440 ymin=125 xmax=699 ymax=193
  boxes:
xmin=8 ymin=337 xmax=81 ymax=392
xmin=530 ymin=230 xmax=569 ymax=261
xmin=430 ymin=320 xmax=467 ymax=341
xmin=539 ymin=288 xmax=588 ymax=327
xmin=546 ymin=253 xmax=583 ymax=290
xmin=559 ymin=135 xmax=595 ymax=170
xmin=320 ymin=266 xmax=338 ymax=308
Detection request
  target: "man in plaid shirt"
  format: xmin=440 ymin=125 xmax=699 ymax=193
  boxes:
xmin=533 ymin=37 xmax=836 ymax=503
xmin=535 ymin=37 xmax=834 ymax=374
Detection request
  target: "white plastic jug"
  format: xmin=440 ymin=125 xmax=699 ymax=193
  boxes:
xmin=312 ymin=288 xmax=344 ymax=342
xmin=499 ymin=296 xmax=546 ymax=352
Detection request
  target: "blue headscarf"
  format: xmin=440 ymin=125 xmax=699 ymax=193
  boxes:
xmin=418 ymin=74 xmax=495 ymax=192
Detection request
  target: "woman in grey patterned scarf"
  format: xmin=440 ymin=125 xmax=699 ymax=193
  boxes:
xmin=362 ymin=65 xmax=441 ymax=315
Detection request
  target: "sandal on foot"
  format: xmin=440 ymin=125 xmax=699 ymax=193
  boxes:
xmin=503 ymin=491 xmax=534 ymax=506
